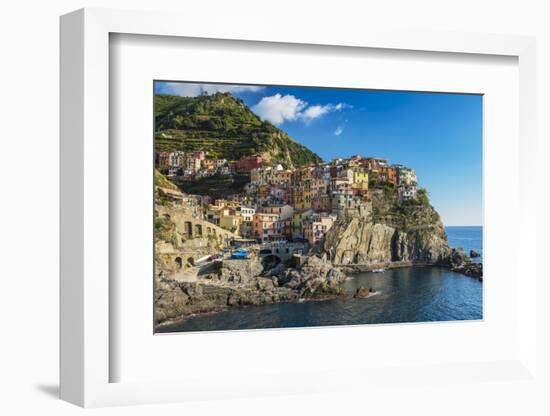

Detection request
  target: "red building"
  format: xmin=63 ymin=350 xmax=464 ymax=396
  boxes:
xmin=235 ymin=155 xmax=269 ymax=173
xmin=156 ymin=152 xmax=171 ymax=168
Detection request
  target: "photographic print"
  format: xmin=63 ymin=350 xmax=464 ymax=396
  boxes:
xmin=154 ymin=81 xmax=483 ymax=333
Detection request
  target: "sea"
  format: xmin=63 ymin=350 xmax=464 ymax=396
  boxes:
xmin=158 ymin=226 xmax=483 ymax=333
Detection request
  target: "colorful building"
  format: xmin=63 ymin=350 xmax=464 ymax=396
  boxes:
xmin=261 ymin=204 xmax=293 ymax=221
xmin=379 ymin=166 xmax=398 ymax=185
xmin=269 ymin=186 xmax=290 ymax=204
xmin=185 ymin=156 xmax=201 ymax=173
xmin=214 ymin=158 xmax=227 ymax=168
xmin=236 ymin=206 xmax=256 ymax=237
xmin=331 ymin=177 xmax=351 ymax=193
xmin=235 ymin=155 xmax=270 ymax=173
xmin=202 ymin=158 xmax=215 ymax=171
xmin=332 ymin=191 xmax=363 ymax=218
xmin=304 ymin=213 xmax=336 ymax=245
xmin=352 ymin=168 xmax=369 ymax=187
xmin=219 ymin=214 xmax=241 ymax=232
xmin=156 ymin=151 xmax=185 ymax=169
xmin=252 ymin=212 xmax=283 ymax=242
xmin=273 ymin=169 xmax=292 ymax=187
xmin=366 ymin=157 xmax=389 ymax=171
xmin=291 ymin=208 xmax=314 ymax=240
xmin=393 ymin=165 xmax=417 ymax=186
xmin=398 ymin=184 xmax=418 ymax=202
xmin=192 ymin=150 xmax=206 ymax=160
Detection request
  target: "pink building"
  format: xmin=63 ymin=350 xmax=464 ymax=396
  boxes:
xmin=269 ymin=186 xmax=290 ymax=204
xmin=366 ymin=157 xmax=388 ymax=170
xmin=192 ymin=150 xmax=206 ymax=160
xmin=304 ymin=214 xmax=336 ymax=245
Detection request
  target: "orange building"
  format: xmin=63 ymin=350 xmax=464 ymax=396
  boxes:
xmin=380 ymin=166 xmax=398 ymax=185
xmin=252 ymin=212 xmax=285 ymax=242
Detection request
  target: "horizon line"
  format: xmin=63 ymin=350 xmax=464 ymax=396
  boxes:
xmin=444 ymin=224 xmax=483 ymax=227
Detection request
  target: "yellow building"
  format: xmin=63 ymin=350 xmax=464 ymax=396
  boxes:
xmin=213 ymin=198 xmax=228 ymax=208
xmin=273 ymin=169 xmax=292 ymax=187
xmin=202 ymin=159 xmax=215 ymax=171
xmin=292 ymin=183 xmax=312 ymax=210
xmin=219 ymin=214 xmax=241 ymax=234
xmin=352 ymin=169 xmax=369 ymax=186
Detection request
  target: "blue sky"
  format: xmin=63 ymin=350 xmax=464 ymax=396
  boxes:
xmin=155 ymin=82 xmax=483 ymax=226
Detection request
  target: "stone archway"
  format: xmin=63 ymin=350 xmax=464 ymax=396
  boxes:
xmin=194 ymin=223 xmax=203 ymax=236
xmin=262 ymin=254 xmax=281 ymax=270
xmin=175 ymin=257 xmax=183 ymax=269
xmin=184 ymin=221 xmax=193 ymax=237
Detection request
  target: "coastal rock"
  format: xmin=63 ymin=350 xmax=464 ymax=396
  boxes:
xmin=470 ymin=250 xmax=481 ymax=258
xmin=218 ymin=259 xmax=263 ymax=284
xmin=263 ymin=262 xmax=287 ymax=278
xmin=354 ymin=287 xmax=375 ymax=298
xmin=277 ymin=255 xmax=347 ymax=299
xmin=441 ymin=248 xmax=483 ymax=279
xmin=155 ymin=282 xmax=190 ymax=324
xmin=154 ymin=278 xmax=229 ymax=324
xmin=452 ymin=262 xmax=483 ymax=280
xmin=155 ymin=255 xmax=342 ymax=325
xmin=447 ymin=247 xmax=469 ymax=268
xmin=322 ymin=216 xmax=451 ymax=266
xmin=319 ymin=207 xmax=484 ymax=281
xmin=257 ymin=277 xmax=276 ymax=291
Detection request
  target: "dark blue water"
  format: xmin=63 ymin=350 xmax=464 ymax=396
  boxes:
xmin=159 ymin=226 xmax=483 ymax=333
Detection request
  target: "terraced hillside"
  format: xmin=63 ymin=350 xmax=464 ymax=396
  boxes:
xmin=154 ymin=92 xmax=322 ymax=168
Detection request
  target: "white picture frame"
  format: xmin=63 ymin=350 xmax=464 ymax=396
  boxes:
xmin=60 ymin=7 xmax=537 ymax=407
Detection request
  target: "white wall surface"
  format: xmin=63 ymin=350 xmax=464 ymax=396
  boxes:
xmin=0 ymin=0 xmax=548 ymax=414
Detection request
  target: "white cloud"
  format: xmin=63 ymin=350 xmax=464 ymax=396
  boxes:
xmin=334 ymin=103 xmax=352 ymax=111
xmin=252 ymin=94 xmax=350 ymax=125
xmin=157 ymin=82 xmax=264 ymax=97
xmin=251 ymin=94 xmax=307 ymax=125
xmin=334 ymin=126 xmax=344 ymax=136
xmin=300 ymin=105 xmax=331 ymax=122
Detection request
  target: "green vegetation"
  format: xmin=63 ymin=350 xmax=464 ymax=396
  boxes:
xmin=154 ymin=169 xmax=179 ymax=190
xmin=154 ymin=213 xmax=178 ymax=245
xmin=154 ymin=169 xmax=180 ymax=206
xmin=371 ymin=186 xmax=439 ymax=232
xmin=154 ymin=92 xmax=322 ymax=168
xmin=415 ymin=188 xmax=430 ymax=206
xmin=179 ymin=173 xmax=250 ymax=198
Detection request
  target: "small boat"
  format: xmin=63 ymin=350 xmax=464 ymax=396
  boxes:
xmin=195 ymin=254 xmax=214 ymax=264
xmin=231 ymin=248 xmax=250 ymax=260
xmin=372 ymin=268 xmax=386 ymax=273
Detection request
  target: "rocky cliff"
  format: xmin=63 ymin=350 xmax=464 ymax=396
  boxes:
xmin=323 ymin=218 xmax=450 ymax=266
xmin=322 ymin=188 xmax=451 ymax=267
